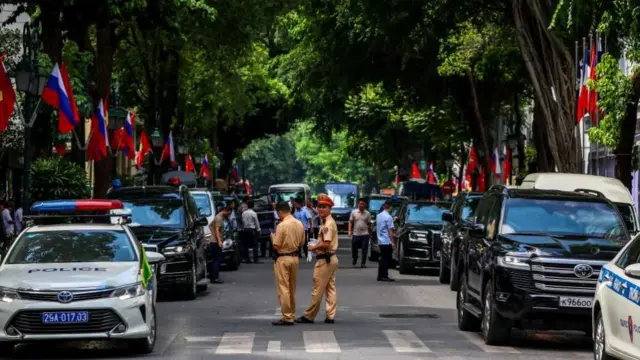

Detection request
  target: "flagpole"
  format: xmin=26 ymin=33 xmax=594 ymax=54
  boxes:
xmin=583 ymin=36 xmax=589 ymax=174
xmin=575 ymin=39 xmax=581 ymax=172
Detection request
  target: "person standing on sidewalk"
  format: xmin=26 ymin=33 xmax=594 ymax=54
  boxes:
xmin=240 ymin=200 xmax=262 ymax=264
xmin=376 ymin=200 xmax=396 ymax=282
xmin=271 ymin=202 xmax=305 ymax=326
xmin=348 ymin=198 xmax=372 ymax=268
xmin=296 ymin=193 xmax=339 ymax=324
xmin=208 ymin=205 xmax=230 ymax=284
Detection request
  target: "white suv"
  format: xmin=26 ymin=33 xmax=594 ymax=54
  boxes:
xmin=593 ymin=233 xmax=640 ymax=360
xmin=0 ymin=200 xmax=165 ymax=355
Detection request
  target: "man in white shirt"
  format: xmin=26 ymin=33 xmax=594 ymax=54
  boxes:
xmin=240 ymin=200 xmax=262 ymax=263
xmin=348 ymin=198 xmax=372 ymax=268
xmin=376 ymin=200 xmax=396 ymax=281
xmin=0 ymin=200 xmax=15 ymax=247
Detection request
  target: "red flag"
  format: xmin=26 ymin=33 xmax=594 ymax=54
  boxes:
xmin=55 ymin=144 xmax=66 ymax=156
xmin=0 ymin=54 xmax=16 ymax=131
xmin=185 ymin=153 xmax=195 ymax=172
xmin=136 ymin=130 xmax=152 ymax=169
xmin=465 ymin=146 xmax=477 ymax=177
xmin=503 ymin=147 xmax=512 ymax=183
xmin=411 ymin=162 xmax=422 ymax=179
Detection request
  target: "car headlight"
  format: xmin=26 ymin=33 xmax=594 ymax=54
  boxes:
xmin=497 ymin=252 xmax=531 ymax=269
xmin=109 ymin=283 xmax=145 ymax=300
xmin=164 ymin=245 xmax=188 ymax=255
xmin=0 ymin=287 xmax=20 ymax=303
xmin=223 ymin=239 xmax=233 ymax=249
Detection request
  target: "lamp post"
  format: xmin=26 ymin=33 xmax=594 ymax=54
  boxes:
xmin=15 ymin=22 xmax=47 ymax=212
xmin=506 ymin=135 xmax=518 ymax=185
xmin=445 ymin=157 xmax=454 ymax=181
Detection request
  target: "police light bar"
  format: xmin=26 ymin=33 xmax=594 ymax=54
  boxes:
xmin=30 ymin=200 xmax=124 ymax=212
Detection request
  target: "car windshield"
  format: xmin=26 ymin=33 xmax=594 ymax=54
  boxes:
xmin=122 ymin=199 xmax=184 ymax=228
xmin=193 ymin=193 xmax=213 ymax=217
xmin=369 ymin=199 xmax=387 ymax=215
xmin=323 ymin=183 xmax=358 ymax=208
xmin=501 ymin=198 xmax=628 ymax=241
xmin=407 ymin=203 xmax=451 ymax=223
xmin=462 ymin=197 xmax=482 ymax=221
xmin=7 ymin=230 xmax=137 ymax=264
xmin=271 ymin=190 xmax=304 ymax=203
xmin=615 ymin=203 xmax=636 ymax=233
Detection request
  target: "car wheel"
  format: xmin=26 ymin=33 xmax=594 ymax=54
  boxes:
xmin=594 ymin=311 xmax=615 ymax=360
xmin=457 ymin=273 xmax=480 ymax=331
xmin=398 ymin=243 xmax=410 ymax=274
xmin=438 ymin=254 xmax=450 ymax=284
xmin=449 ymin=254 xmax=460 ymax=291
xmin=184 ymin=262 xmax=197 ymax=300
xmin=482 ymin=280 xmax=512 ymax=345
xmin=132 ymin=305 xmax=156 ymax=354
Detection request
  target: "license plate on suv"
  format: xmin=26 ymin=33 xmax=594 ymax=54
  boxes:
xmin=558 ymin=296 xmax=593 ymax=308
xmin=42 ymin=311 xmax=89 ymax=323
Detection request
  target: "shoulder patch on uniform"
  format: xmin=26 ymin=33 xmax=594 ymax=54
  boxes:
xmin=323 ymin=227 xmax=329 ymax=234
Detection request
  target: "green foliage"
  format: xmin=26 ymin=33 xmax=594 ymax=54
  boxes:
xmin=588 ymin=54 xmax=634 ymax=147
xmin=0 ymin=27 xmax=22 ymax=71
xmin=30 ymin=157 xmax=91 ymax=203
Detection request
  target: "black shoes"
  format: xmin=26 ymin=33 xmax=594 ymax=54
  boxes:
xmin=352 ymin=258 xmax=357 ymax=266
xmin=210 ymin=279 xmax=224 ymax=284
xmin=324 ymin=318 xmax=335 ymax=324
xmin=272 ymin=320 xmax=294 ymax=326
xmin=361 ymin=264 xmax=366 ymax=268
xmin=377 ymin=277 xmax=395 ymax=282
xmin=295 ymin=316 xmax=314 ymax=324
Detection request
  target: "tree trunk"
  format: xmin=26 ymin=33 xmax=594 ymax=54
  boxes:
xmin=614 ymin=74 xmax=640 ymax=191
xmin=467 ymin=72 xmax=494 ymax=187
xmin=512 ymin=0 xmax=580 ymax=172
xmin=532 ymin=103 xmax=555 ymax=171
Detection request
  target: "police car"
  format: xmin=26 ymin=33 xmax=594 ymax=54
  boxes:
xmin=0 ymin=200 xmax=165 ymax=355
xmin=593 ymin=233 xmax=640 ymax=360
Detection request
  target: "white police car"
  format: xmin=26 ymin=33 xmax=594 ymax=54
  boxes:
xmin=593 ymin=233 xmax=640 ymax=360
xmin=0 ymin=200 xmax=165 ymax=355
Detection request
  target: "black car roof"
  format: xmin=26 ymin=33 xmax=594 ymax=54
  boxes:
xmin=106 ymin=186 xmax=182 ymax=199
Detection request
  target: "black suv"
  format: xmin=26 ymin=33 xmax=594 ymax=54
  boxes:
xmin=106 ymin=185 xmax=209 ymax=300
xmin=457 ymin=186 xmax=629 ymax=345
xmin=392 ymin=201 xmax=451 ymax=274
xmin=440 ymin=192 xmax=483 ymax=290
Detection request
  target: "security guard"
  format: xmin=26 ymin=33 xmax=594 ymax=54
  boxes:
xmin=296 ymin=193 xmax=339 ymax=324
xmin=272 ymin=202 xmax=305 ymax=326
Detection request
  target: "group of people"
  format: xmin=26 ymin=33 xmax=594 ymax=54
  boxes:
xmin=0 ymin=200 xmax=22 ymax=250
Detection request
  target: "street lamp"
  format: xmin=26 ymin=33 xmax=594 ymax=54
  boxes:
xmin=445 ymin=157 xmax=454 ymax=181
xmin=177 ymin=142 xmax=187 ymax=155
xmin=16 ymin=22 xmax=46 ymax=213
xmin=107 ymin=110 xmax=126 ymax=180
xmin=193 ymin=154 xmax=203 ymax=163
xmin=150 ymin=128 xmax=163 ymax=148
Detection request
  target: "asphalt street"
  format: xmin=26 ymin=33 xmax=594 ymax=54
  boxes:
xmin=5 ymin=235 xmax=594 ymax=359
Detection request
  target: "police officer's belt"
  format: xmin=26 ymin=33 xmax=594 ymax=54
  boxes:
xmin=275 ymin=251 xmax=299 ymax=258
xmin=317 ymin=253 xmax=336 ymax=263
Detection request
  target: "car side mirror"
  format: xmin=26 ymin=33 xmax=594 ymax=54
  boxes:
xmin=146 ymin=251 xmax=165 ymax=264
xmin=195 ymin=217 xmax=208 ymax=226
xmin=469 ymin=224 xmax=486 ymax=238
xmin=625 ymin=264 xmax=640 ymax=279
xmin=441 ymin=212 xmax=454 ymax=223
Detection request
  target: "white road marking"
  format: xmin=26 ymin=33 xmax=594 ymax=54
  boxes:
xmin=184 ymin=336 xmax=219 ymax=342
xmin=215 ymin=332 xmax=255 ymax=354
xmin=460 ymin=332 xmax=521 ymax=353
xmin=267 ymin=340 xmax=281 ymax=352
xmin=157 ymin=333 xmax=178 ymax=354
xmin=303 ymin=331 xmax=341 ymax=353
xmin=382 ymin=330 xmax=432 ymax=353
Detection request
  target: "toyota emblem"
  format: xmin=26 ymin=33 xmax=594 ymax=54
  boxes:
xmin=573 ymin=264 xmax=594 ymax=278
xmin=56 ymin=291 xmax=74 ymax=303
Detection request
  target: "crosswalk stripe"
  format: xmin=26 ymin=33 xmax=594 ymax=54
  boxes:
xmin=459 ymin=332 xmax=521 ymax=353
xmin=267 ymin=340 xmax=281 ymax=352
xmin=215 ymin=332 xmax=255 ymax=354
xmin=382 ymin=330 xmax=432 ymax=353
xmin=303 ymin=331 xmax=341 ymax=353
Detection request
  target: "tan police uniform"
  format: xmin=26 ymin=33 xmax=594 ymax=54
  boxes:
xmin=272 ymin=213 xmax=305 ymax=323
xmin=299 ymin=194 xmax=339 ymax=322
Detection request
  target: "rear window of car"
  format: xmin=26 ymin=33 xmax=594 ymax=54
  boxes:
xmin=7 ymin=230 xmax=137 ymax=264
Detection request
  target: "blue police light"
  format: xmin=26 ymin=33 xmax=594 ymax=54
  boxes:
xmin=30 ymin=200 xmax=124 ymax=212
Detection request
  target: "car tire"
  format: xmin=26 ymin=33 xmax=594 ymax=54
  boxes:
xmin=457 ymin=273 xmax=480 ymax=332
xmin=132 ymin=305 xmax=157 ymax=354
xmin=482 ymin=280 xmax=512 ymax=345
xmin=398 ymin=243 xmax=410 ymax=274
xmin=449 ymin=254 xmax=460 ymax=291
xmin=438 ymin=255 xmax=450 ymax=284
xmin=594 ymin=311 xmax=615 ymax=360
xmin=184 ymin=262 xmax=197 ymax=300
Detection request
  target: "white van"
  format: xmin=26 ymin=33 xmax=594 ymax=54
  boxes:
xmin=269 ymin=183 xmax=312 ymax=205
xmin=520 ymin=173 xmax=639 ymax=234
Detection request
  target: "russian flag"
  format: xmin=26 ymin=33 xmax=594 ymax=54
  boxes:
xmin=41 ymin=63 xmax=80 ymax=134
xmin=200 ymin=154 xmax=211 ymax=180
xmin=427 ymin=162 xmax=436 ymax=184
xmin=87 ymin=99 xmax=109 ymax=160
xmin=122 ymin=111 xmax=135 ymax=159
xmin=161 ymin=130 xmax=176 ymax=166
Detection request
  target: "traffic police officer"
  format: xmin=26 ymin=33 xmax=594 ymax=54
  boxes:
xmin=296 ymin=193 xmax=339 ymax=324
xmin=272 ymin=202 xmax=305 ymax=326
